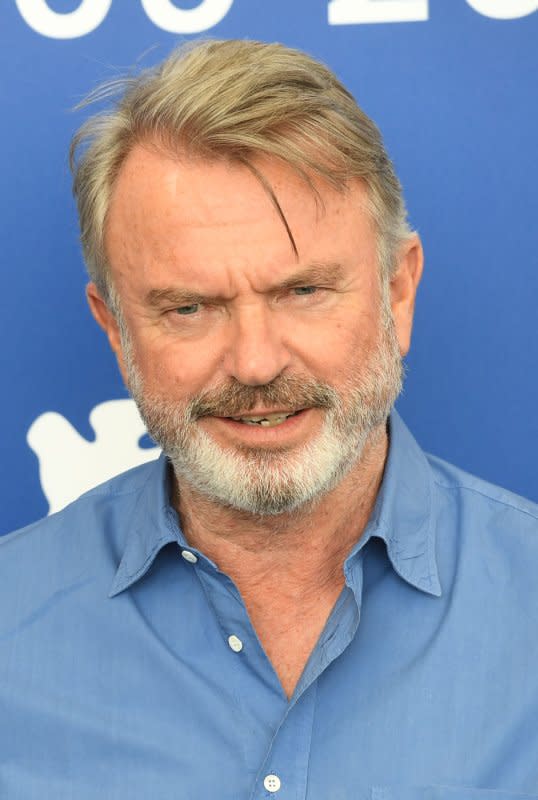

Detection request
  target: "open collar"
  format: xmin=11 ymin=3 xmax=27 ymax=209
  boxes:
xmin=109 ymin=410 xmax=441 ymax=599
xmin=346 ymin=410 xmax=441 ymax=597
xmin=108 ymin=454 xmax=186 ymax=598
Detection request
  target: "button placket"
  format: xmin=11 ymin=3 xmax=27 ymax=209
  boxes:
xmin=249 ymin=679 xmax=318 ymax=800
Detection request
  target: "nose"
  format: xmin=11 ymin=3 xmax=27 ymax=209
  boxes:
xmin=224 ymin=303 xmax=291 ymax=386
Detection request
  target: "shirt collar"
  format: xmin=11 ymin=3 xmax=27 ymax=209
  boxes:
xmin=108 ymin=454 xmax=186 ymax=598
xmin=348 ymin=409 xmax=442 ymax=597
xmin=109 ymin=409 xmax=441 ymax=599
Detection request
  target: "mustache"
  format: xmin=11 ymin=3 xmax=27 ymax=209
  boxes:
xmin=188 ymin=375 xmax=338 ymax=420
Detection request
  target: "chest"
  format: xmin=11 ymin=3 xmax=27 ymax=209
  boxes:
xmin=3 ymin=581 xmax=538 ymax=800
xmin=240 ymin=583 xmax=345 ymax=698
xmin=4 ymin=542 xmax=538 ymax=799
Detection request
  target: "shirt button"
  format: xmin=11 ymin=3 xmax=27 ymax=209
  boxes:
xmin=228 ymin=635 xmax=243 ymax=652
xmin=263 ymin=774 xmax=281 ymax=793
xmin=181 ymin=550 xmax=198 ymax=564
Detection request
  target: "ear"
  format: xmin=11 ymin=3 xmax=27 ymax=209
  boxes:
xmin=86 ymin=283 xmax=128 ymax=384
xmin=389 ymin=235 xmax=424 ymax=357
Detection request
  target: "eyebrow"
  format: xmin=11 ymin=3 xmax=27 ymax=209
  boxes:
xmin=144 ymin=261 xmax=346 ymax=308
xmin=276 ymin=262 xmax=346 ymax=290
xmin=145 ymin=287 xmax=209 ymax=308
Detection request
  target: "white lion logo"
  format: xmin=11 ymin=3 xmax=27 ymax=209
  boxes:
xmin=27 ymin=399 xmax=161 ymax=514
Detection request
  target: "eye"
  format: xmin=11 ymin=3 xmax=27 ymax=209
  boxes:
xmin=174 ymin=303 xmax=200 ymax=315
xmin=293 ymin=286 xmax=317 ymax=296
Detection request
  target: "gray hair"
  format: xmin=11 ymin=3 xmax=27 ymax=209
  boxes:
xmin=70 ymin=39 xmax=413 ymax=306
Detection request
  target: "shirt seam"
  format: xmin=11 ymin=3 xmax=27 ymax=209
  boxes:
xmin=81 ymin=455 xmax=165 ymax=504
xmin=0 ymin=485 xmax=144 ymax=548
xmin=81 ymin=485 xmax=148 ymax=501
xmin=433 ymin=479 xmax=538 ymax=523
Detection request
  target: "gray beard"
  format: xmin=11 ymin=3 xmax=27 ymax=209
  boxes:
xmin=120 ymin=302 xmax=403 ymax=516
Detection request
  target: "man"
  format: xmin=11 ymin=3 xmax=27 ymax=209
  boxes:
xmin=1 ymin=39 xmax=538 ymax=800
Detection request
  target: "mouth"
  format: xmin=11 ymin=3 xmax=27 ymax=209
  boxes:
xmin=203 ymin=407 xmax=316 ymax=444
xmin=225 ymin=410 xmax=302 ymax=428
xmin=209 ymin=408 xmax=308 ymax=429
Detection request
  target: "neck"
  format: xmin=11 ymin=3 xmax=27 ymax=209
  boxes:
xmin=173 ymin=421 xmax=389 ymax=595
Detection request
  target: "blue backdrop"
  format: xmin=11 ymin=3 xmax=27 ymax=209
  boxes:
xmin=2 ymin=0 xmax=537 ymax=535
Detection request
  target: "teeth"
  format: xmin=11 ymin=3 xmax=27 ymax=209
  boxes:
xmin=259 ymin=416 xmax=287 ymax=427
xmin=231 ymin=412 xmax=296 ymax=427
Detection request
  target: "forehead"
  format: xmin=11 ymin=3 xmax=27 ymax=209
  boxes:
xmin=105 ymin=143 xmax=377 ymax=293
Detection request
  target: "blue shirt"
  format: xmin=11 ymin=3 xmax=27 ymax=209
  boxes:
xmin=2 ymin=411 xmax=538 ymax=800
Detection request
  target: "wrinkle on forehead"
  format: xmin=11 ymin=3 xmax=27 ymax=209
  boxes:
xmin=105 ymin=144 xmax=376 ymax=303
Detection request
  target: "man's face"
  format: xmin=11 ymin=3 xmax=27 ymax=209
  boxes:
xmin=92 ymin=145 xmax=421 ymax=515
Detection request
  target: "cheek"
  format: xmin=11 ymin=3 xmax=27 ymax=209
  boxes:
xmin=132 ymin=333 xmax=223 ymax=396
xmin=289 ymin=325 xmax=373 ymax=390
xmin=311 ymin=309 xmax=379 ymax=367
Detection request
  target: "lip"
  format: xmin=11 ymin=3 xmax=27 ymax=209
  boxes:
xmin=216 ymin=407 xmax=304 ymax=420
xmin=204 ymin=407 xmax=315 ymax=444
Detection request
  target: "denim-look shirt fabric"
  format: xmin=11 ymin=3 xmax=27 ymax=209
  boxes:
xmin=1 ymin=411 xmax=538 ymax=799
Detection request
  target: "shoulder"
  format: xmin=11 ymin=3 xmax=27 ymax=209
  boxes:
xmin=0 ymin=460 xmax=163 ymax=629
xmin=0 ymin=459 xmax=159 ymax=565
xmin=426 ymin=452 xmax=538 ymax=556
xmin=0 ymin=459 xmax=165 ymax=647
xmin=428 ymin=452 xmax=538 ymax=520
